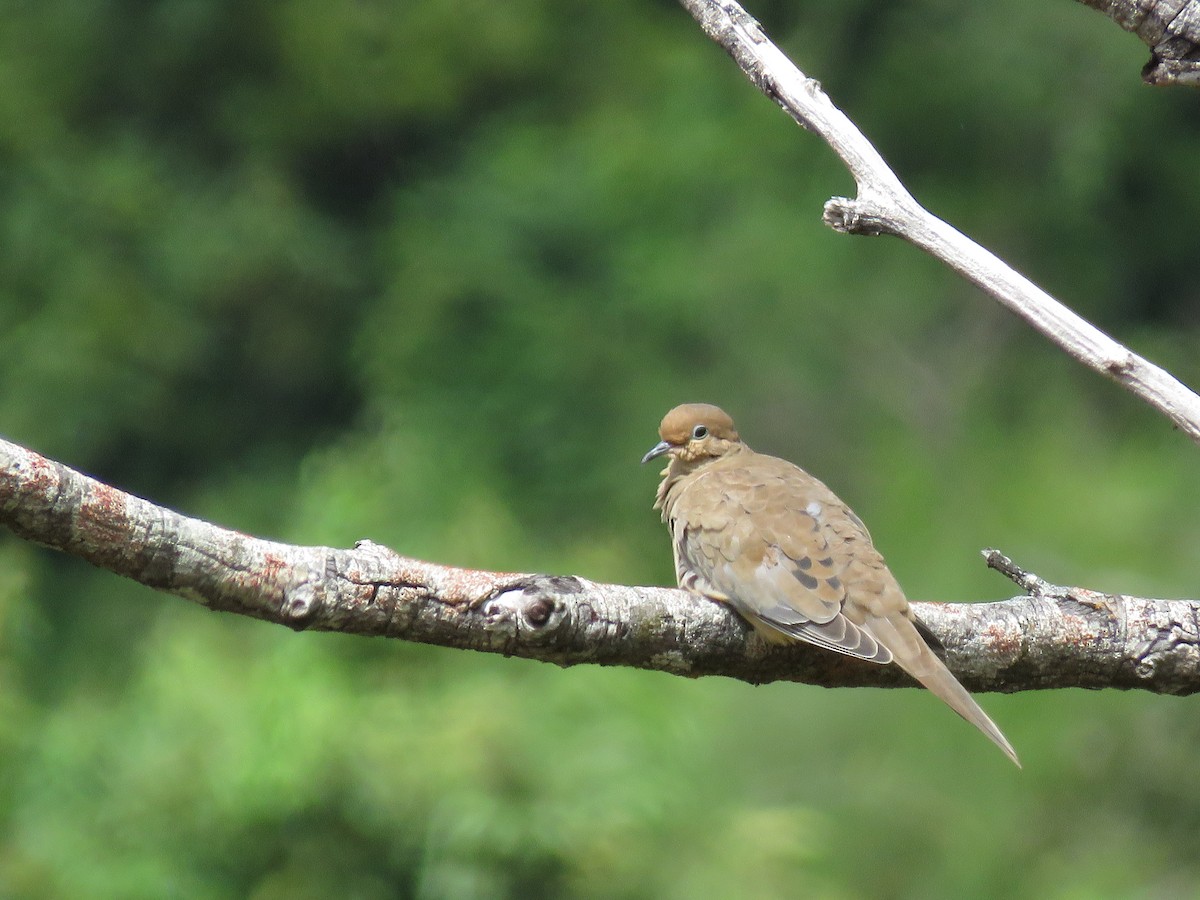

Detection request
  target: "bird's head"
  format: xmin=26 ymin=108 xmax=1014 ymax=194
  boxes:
xmin=642 ymin=403 xmax=742 ymax=467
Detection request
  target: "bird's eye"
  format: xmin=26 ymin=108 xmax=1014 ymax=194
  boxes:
xmin=692 ymin=425 xmax=709 ymax=440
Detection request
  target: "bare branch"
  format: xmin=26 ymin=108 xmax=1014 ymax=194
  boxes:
xmin=4 ymin=3 xmax=1199 ymax=707
xmin=1077 ymin=0 xmax=1200 ymax=87
xmin=3 ymin=436 xmax=1199 ymax=694
xmin=676 ymin=0 xmax=1200 ymax=444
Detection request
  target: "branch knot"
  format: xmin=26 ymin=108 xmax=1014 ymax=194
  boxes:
xmin=480 ymin=575 xmax=583 ymax=640
xmin=823 ymin=197 xmax=895 ymax=236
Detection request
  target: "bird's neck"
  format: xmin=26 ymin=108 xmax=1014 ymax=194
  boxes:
xmin=655 ymin=444 xmax=748 ymax=514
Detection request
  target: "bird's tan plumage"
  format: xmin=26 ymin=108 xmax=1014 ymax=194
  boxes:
xmin=644 ymin=403 xmax=1019 ymax=766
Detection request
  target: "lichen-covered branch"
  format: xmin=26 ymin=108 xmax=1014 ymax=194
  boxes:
xmin=1077 ymin=0 xmax=1200 ymax=87
xmin=676 ymin=0 xmax=1200 ymax=445
xmin=3 ymin=436 xmax=1198 ymax=694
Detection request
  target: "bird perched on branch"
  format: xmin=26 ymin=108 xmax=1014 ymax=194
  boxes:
xmin=643 ymin=402 xmax=1019 ymax=766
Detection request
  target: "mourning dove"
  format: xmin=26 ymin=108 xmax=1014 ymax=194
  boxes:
xmin=643 ymin=403 xmax=1019 ymax=766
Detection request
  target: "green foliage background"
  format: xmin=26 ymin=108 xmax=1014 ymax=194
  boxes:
xmin=2 ymin=1 xmax=1200 ymax=896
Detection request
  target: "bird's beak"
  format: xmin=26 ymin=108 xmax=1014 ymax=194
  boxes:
xmin=641 ymin=440 xmax=672 ymax=465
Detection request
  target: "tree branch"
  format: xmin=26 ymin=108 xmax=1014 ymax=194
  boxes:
xmin=1077 ymin=0 xmax=1200 ymax=87
xmin=4 ymin=3 xmax=1198 ymax=702
xmin=676 ymin=0 xmax=1200 ymax=444
xmin=4 ymin=435 xmax=1199 ymax=694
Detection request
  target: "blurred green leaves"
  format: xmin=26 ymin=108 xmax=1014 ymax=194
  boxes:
xmin=1 ymin=0 xmax=1200 ymax=897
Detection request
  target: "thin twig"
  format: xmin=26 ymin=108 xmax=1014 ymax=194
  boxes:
xmin=676 ymin=0 xmax=1200 ymax=444
xmin=982 ymin=547 xmax=1126 ymax=616
xmin=982 ymin=548 xmax=1054 ymax=596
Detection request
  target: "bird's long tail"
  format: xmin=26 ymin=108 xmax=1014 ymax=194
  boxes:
xmin=866 ymin=613 xmax=1021 ymax=768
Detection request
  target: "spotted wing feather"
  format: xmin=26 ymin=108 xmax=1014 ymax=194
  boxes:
xmin=672 ymin=459 xmax=893 ymax=664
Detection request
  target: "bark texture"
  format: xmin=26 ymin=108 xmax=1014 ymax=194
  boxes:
xmin=3 ymin=436 xmax=1198 ymax=694
xmin=1078 ymin=0 xmax=1200 ymax=86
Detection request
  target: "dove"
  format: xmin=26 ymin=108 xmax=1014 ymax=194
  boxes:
xmin=643 ymin=402 xmax=1019 ymax=766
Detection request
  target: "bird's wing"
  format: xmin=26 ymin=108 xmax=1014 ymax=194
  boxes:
xmin=674 ymin=460 xmax=893 ymax=664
